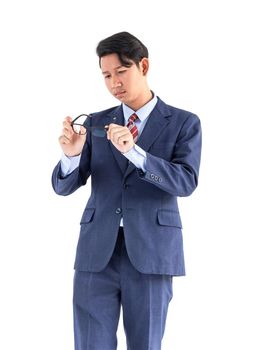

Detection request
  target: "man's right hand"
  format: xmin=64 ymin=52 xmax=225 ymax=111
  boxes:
xmin=59 ymin=116 xmax=87 ymax=157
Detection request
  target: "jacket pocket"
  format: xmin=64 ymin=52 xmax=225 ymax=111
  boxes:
xmin=80 ymin=208 xmax=95 ymax=224
xmin=157 ymin=209 xmax=182 ymax=228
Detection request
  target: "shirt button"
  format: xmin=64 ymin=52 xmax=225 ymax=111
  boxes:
xmin=115 ymin=208 xmax=122 ymax=214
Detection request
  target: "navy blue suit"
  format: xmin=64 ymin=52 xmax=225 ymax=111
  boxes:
xmin=52 ymin=97 xmax=201 ymax=349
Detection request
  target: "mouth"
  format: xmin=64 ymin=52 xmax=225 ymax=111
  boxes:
xmin=114 ymin=90 xmax=126 ymax=98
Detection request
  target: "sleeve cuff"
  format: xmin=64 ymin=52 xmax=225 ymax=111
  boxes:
xmin=122 ymin=144 xmax=147 ymax=172
xmin=60 ymin=153 xmax=81 ymax=177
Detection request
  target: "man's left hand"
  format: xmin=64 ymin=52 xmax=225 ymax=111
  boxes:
xmin=106 ymin=123 xmax=134 ymax=153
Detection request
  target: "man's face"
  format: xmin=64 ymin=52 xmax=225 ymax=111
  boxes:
xmin=100 ymin=53 xmax=148 ymax=109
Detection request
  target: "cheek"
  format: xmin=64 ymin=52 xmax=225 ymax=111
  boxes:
xmin=104 ymin=80 xmax=112 ymax=91
xmin=125 ymin=75 xmax=137 ymax=89
xmin=131 ymin=73 xmax=142 ymax=86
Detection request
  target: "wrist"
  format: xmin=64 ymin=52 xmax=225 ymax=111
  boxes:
xmin=121 ymin=144 xmax=134 ymax=154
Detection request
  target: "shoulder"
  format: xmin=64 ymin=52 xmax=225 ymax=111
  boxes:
xmin=156 ymin=97 xmax=200 ymax=123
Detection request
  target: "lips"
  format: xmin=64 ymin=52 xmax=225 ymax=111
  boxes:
xmin=114 ymin=90 xmax=126 ymax=97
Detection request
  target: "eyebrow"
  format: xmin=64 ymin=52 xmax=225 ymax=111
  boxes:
xmin=101 ymin=65 xmax=125 ymax=75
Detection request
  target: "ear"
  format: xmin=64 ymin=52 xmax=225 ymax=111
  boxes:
xmin=140 ymin=58 xmax=149 ymax=76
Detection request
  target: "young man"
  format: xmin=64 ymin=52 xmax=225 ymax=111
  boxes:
xmin=52 ymin=32 xmax=202 ymax=350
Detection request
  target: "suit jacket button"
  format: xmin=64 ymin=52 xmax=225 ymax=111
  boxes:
xmin=151 ymin=173 xmax=155 ymax=179
xmin=115 ymin=208 xmax=122 ymax=214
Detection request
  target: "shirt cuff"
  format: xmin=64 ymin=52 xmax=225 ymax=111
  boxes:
xmin=60 ymin=153 xmax=81 ymax=177
xmin=122 ymin=144 xmax=147 ymax=172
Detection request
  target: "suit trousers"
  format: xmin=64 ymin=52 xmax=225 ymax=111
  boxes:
xmin=73 ymin=228 xmax=173 ymax=350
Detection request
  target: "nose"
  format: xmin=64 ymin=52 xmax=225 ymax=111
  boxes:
xmin=111 ymin=76 xmax=122 ymax=89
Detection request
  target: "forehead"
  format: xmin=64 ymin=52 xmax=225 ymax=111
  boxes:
xmin=100 ymin=53 xmax=133 ymax=72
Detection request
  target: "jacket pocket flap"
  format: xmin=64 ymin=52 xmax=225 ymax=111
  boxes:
xmin=157 ymin=210 xmax=182 ymax=228
xmin=80 ymin=208 xmax=95 ymax=224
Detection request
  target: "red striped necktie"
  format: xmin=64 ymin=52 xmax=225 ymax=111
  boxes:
xmin=126 ymin=113 xmax=139 ymax=142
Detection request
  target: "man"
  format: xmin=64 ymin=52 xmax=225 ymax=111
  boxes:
xmin=52 ymin=31 xmax=202 ymax=350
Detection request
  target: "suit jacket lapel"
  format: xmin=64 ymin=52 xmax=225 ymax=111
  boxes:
xmin=123 ymin=100 xmax=171 ymax=179
xmin=106 ymin=106 xmax=128 ymax=174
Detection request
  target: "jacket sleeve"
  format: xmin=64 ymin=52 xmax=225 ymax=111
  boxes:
xmin=51 ymin=139 xmax=91 ymax=196
xmin=137 ymin=114 xmax=202 ymax=197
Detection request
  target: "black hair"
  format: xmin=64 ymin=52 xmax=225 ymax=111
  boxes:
xmin=96 ymin=31 xmax=149 ymax=68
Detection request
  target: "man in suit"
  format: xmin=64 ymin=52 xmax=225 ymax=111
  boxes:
xmin=52 ymin=31 xmax=201 ymax=350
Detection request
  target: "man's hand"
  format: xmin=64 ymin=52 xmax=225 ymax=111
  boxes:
xmin=107 ymin=123 xmax=134 ymax=153
xmin=59 ymin=117 xmax=86 ymax=157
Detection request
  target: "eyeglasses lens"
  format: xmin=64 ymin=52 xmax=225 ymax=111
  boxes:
xmin=72 ymin=115 xmax=88 ymax=135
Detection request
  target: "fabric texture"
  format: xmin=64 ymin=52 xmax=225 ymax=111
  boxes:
xmin=73 ymin=229 xmax=172 ymax=350
xmin=52 ymin=97 xmax=202 ymax=276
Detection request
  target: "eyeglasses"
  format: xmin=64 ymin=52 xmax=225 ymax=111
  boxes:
xmin=71 ymin=114 xmax=108 ymax=137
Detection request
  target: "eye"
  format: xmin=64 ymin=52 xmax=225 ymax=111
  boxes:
xmin=104 ymin=74 xmax=111 ymax=79
xmin=118 ymin=70 xmax=127 ymax=75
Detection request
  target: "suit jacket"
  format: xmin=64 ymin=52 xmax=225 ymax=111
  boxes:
xmin=52 ymin=97 xmax=202 ymax=276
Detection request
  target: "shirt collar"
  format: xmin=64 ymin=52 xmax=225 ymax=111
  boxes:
xmin=122 ymin=92 xmax=158 ymax=123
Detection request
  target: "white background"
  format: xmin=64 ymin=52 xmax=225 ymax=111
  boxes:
xmin=0 ymin=0 xmax=266 ymax=349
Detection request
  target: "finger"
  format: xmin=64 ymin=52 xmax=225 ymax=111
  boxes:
xmin=106 ymin=123 xmax=123 ymax=134
xmin=112 ymin=131 xmax=132 ymax=145
xmin=108 ymin=126 xmax=129 ymax=141
xmin=112 ymin=129 xmax=131 ymax=142
xmin=107 ymin=123 xmax=117 ymax=129
xmin=63 ymin=120 xmax=73 ymax=130
xmin=59 ymin=135 xmax=71 ymax=145
xmin=106 ymin=124 xmax=115 ymax=137
xmin=65 ymin=116 xmax=72 ymax=123
xmin=117 ymin=133 xmax=132 ymax=145
xmin=62 ymin=126 xmax=74 ymax=139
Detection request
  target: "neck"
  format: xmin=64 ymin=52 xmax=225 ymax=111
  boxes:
xmin=127 ymin=88 xmax=153 ymax=111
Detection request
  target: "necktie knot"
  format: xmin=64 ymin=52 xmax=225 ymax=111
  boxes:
xmin=127 ymin=113 xmax=138 ymax=124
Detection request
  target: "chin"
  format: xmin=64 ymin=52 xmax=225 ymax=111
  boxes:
xmin=117 ymin=94 xmax=130 ymax=103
